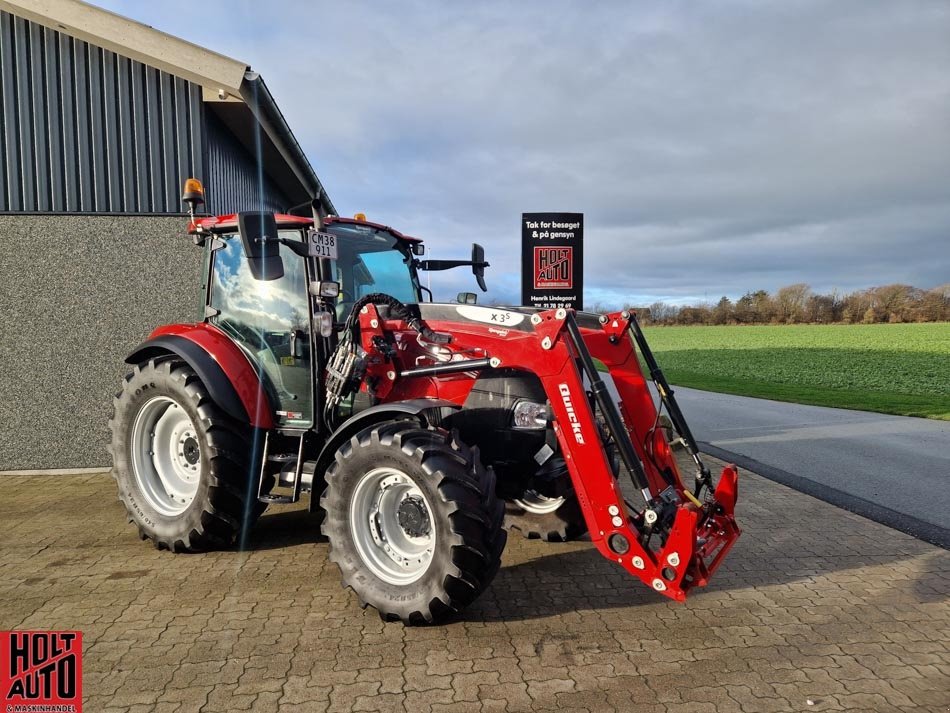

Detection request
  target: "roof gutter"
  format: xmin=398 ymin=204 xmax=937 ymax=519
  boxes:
xmin=0 ymin=0 xmax=248 ymax=94
xmin=240 ymin=71 xmax=336 ymax=217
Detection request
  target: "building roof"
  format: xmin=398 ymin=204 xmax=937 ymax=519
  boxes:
xmin=0 ymin=0 xmax=336 ymax=216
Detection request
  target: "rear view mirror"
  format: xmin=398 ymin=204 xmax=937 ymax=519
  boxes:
xmin=417 ymin=244 xmax=489 ymax=291
xmin=457 ymin=292 xmax=477 ymax=305
xmin=472 ymin=243 xmax=487 ymax=292
xmin=239 ymin=212 xmax=284 ymax=281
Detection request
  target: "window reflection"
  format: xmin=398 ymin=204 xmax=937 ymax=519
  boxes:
xmin=210 ymin=232 xmax=312 ymax=426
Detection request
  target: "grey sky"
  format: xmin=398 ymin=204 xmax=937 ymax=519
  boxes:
xmin=99 ymin=0 xmax=950 ymax=306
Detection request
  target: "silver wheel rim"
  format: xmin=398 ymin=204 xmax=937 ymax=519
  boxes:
xmin=349 ymin=467 xmax=435 ymax=585
xmin=130 ymin=396 xmax=201 ymax=516
xmin=513 ymin=490 xmax=565 ymax=515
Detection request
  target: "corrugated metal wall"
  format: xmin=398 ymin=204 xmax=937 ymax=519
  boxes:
xmin=0 ymin=12 xmax=203 ymax=213
xmin=204 ymin=110 xmax=289 ymax=214
xmin=0 ymin=10 xmax=205 ymax=213
xmin=0 ymin=10 xmax=292 ymax=215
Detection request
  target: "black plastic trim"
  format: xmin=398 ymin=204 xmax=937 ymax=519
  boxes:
xmin=124 ymin=335 xmax=250 ymax=423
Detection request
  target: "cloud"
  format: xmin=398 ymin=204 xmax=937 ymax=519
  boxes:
xmin=99 ymin=0 xmax=950 ymax=305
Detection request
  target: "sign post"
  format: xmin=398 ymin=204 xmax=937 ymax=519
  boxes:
xmin=521 ymin=212 xmax=584 ymax=311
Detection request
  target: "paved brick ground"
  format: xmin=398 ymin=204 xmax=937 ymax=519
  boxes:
xmin=0 ymin=456 xmax=947 ymax=712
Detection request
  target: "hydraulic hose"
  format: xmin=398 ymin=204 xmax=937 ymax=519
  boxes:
xmin=627 ymin=312 xmax=712 ymax=496
xmin=324 ymin=294 xmax=450 ymax=429
xmin=342 ymin=293 xmax=451 ymax=344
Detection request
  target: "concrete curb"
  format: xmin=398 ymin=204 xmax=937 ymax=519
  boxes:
xmin=0 ymin=467 xmax=110 ymax=476
xmin=700 ymin=441 xmax=950 ymax=550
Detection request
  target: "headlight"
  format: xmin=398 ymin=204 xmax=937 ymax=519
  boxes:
xmin=309 ymin=280 xmax=341 ymax=299
xmin=512 ymin=400 xmax=550 ymax=429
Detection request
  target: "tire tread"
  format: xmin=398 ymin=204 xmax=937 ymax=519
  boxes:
xmin=109 ymin=358 xmax=264 ymax=552
xmin=321 ymin=421 xmax=506 ymax=624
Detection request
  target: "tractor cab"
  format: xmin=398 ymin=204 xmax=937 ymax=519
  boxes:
xmin=188 ymin=212 xmax=423 ymax=304
xmin=184 ymin=185 xmax=486 ymax=432
xmin=186 ymin=212 xmax=421 ymax=430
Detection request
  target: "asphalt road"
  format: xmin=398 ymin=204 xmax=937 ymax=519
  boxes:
xmin=667 ymin=386 xmax=950 ymax=543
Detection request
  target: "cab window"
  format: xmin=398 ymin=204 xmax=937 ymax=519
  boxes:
xmin=208 ymin=231 xmax=313 ymax=427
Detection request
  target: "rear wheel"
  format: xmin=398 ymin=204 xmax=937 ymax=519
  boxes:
xmin=109 ymin=358 xmax=264 ymax=552
xmin=321 ymin=421 xmax=505 ymax=624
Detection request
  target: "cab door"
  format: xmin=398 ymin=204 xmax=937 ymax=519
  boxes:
xmin=207 ymin=232 xmax=314 ymax=428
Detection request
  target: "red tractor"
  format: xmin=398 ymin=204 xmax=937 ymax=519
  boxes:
xmin=109 ymin=180 xmax=740 ymax=624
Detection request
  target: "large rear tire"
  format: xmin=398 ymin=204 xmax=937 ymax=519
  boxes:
xmin=109 ymin=358 xmax=264 ymax=552
xmin=321 ymin=421 xmax=505 ymax=624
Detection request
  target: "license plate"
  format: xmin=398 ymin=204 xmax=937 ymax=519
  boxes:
xmin=308 ymin=231 xmax=338 ymax=259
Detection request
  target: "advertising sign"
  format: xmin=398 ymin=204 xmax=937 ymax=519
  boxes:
xmin=521 ymin=213 xmax=583 ymax=310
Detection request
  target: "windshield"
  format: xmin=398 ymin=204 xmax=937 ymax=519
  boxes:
xmin=324 ymin=223 xmax=420 ymax=307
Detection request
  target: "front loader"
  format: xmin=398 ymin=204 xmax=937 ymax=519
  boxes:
xmin=109 ymin=180 xmax=740 ymax=624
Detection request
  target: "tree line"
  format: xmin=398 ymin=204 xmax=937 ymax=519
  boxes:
xmin=594 ymin=283 xmax=950 ymax=326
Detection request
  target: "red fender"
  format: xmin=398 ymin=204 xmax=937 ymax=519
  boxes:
xmin=148 ymin=323 xmax=275 ymax=429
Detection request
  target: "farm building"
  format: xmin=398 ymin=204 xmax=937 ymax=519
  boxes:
xmin=0 ymin=0 xmax=334 ymax=469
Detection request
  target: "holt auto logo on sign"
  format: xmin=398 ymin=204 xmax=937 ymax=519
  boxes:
xmin=534 ymin=246 xmax=573 ymax=289
xmin=1 ymin=631 xmax=82 ymax=712
xmin=521 ymin=213 xmax=583 ymax=311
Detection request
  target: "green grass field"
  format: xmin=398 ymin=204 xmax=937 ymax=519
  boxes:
xmin=640 ymin=323 xmax=950 ymax=420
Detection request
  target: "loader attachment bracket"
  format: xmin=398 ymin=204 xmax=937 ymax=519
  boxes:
xmin=538 ymin=309 xmax=741 ymax=601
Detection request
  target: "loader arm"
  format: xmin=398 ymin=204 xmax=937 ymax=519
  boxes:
xmin=358 ymin=304 xmax=741 ymax=601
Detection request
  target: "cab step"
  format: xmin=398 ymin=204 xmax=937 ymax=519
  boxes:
xmin=257 ymin=432 xmax=309 ymax=505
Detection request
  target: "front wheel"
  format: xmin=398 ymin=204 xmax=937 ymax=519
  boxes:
xmin=109 ymin=358 xmax=264 ymax=552
xmin=321 ymin=421 xmax=505 ymax=624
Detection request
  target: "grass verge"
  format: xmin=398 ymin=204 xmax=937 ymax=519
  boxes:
xmin=662 ymin=370 xmax=949 ymax=419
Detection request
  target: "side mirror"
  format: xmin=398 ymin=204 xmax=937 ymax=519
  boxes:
xmin=472 ymin=243 xmax=488 ymax=292
xmin=412 ymin=243 xmax=425 ymax=256
xmin=457 ymin=292 xmax=477 ymax=305
xmin=417 ymin=245 xmax=489 ymax=291
xmin=238 ymin=212 xmax=284 ymax=281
